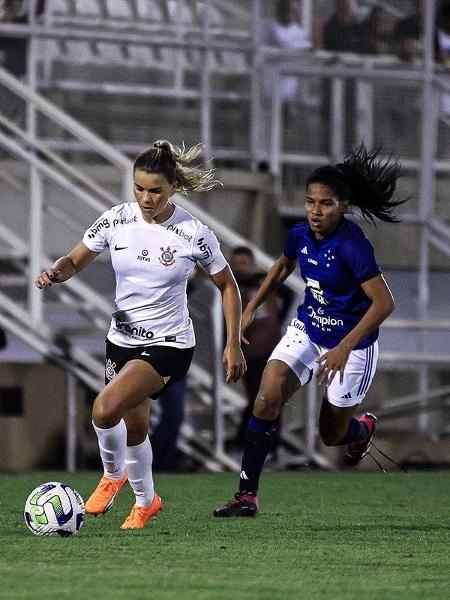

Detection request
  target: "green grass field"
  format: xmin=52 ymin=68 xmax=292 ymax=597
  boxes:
xmin=0 ymin=471 xmax=449 ymax=600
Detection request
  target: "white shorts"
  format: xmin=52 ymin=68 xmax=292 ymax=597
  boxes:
xmin=268 ymin=319 xmax=378 ymax=408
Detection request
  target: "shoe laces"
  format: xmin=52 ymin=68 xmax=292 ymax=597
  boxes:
xmin=99 ymin=479 xmax=121 ymax=493
xmin=368 ymin=442 xmax=408 ymax=474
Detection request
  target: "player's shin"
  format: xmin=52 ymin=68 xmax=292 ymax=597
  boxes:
xmin=125 ymin=436 xmax=155 ymax=507
xmin=93 ymin=419 xmax=127 ymax=479
xmin=239 ymin=415 xmax=278 ymax=494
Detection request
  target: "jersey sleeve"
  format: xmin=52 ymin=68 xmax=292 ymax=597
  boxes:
xmin=193 ymin=224 xmax=228 ymax=275
xmin=82 ymin=209 xmax=113 ymax=253
xmin=283 ymin=225 xmax=301 ymax=259
xmin=341 ymin=229 xmax=381 ymax=283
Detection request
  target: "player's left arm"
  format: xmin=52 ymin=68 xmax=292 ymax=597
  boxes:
xmin=317 ymin=274 xmax=395 ymax=385
xmin=209 ymin=265 xmax=247 ymax=384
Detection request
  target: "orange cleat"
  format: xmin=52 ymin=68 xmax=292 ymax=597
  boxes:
xmin=120 ymin=493 xmax=163 ymax=530
xmin=85 ymin=473 xmax=128 ymax=516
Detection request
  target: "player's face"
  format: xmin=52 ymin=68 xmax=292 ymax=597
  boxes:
xmin=305 ymin=183 xmax=348 ymax=239
xmin=133 ymin=170 xmax=177 ymax=224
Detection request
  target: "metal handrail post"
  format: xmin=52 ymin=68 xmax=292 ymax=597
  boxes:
xmin=212 ymin=287 xmax=225 ymax=457
xmin=66 ymin=372 xmax=77 ymax=473
xmin=250 ymin=0 xmax=262 ymax=170
xmin=200 ymin=3 xmax=212 ymax=161
xmin=27 ymin=0 xmax=42 ymax=327
xmin=417 ymin=1 xmax=438 ymax=433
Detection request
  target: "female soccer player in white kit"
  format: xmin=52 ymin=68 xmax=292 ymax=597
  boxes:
xmin=36 ymin=141 xmax=246 ymax=529
xmin=214 ymin=144 xmax=406 ymax=517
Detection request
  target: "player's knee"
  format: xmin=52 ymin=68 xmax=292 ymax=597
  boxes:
xmin=319 ymin=425 xmax=342 ymax=446
xmin=253 ymin=392 xmax=281 ymax=420
xmin=92 ymin=391 xmax=122 ymax=428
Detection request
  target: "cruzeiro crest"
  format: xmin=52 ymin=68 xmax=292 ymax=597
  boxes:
xmin=158 ymin=246 xmax=177 ymax=267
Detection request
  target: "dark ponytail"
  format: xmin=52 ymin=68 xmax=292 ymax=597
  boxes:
xmin=306 ymin=144 xmax=408 ymax=224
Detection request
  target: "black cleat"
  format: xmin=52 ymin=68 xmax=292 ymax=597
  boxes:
xmin=213 ymin=492 xmax=259 ymax=517
xmin=344 ymin=413 xmax=377 ymax=466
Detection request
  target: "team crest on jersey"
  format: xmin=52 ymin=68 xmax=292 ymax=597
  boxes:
xmin=105 ymin=359 xmax=117 ymax=381
xmin=159 ymin=246 xmax=177 ymax=267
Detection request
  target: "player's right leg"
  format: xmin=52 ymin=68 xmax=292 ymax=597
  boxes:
xmin=85 ymin=360 xmax=165 ymax=516
xmin=214 ymin=319 xmax=319 ymax=517
xmin=213 ymin=359 xmax=302 ymax=517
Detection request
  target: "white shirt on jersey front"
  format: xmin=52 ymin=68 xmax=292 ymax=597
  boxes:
xmin=82 ymin=202 xmax=228 ymax=348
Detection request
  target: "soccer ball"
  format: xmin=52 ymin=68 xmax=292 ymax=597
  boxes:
xmin=23 ymin=481 xmax=85 ymax=537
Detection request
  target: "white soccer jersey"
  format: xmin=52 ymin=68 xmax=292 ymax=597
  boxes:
xmin=82 ymin=202 xmax=228 ymax=348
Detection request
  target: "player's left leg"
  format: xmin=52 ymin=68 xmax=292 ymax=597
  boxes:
xmin=86 ymin=360 xmax=166 ymax=519
xmin=318 ymin=341 xmax=378 ymax=464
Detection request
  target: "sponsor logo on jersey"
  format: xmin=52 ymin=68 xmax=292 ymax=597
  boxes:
xmin=307 ymin=306 xmax=343 ymax=328
xmin=197 ymin=237 xmax=212 ymax=260
xmin=88 ymin=217 xmax=110 ymax=238
xmin=112 ymin=216 xmax=137 ymax=227
xmin=301 ymin=246 xmax=308 ymax=255
xmin=115 ymin=318 xmax=154 ymax=340
xmin=105 ymin=358 xmax=117 ymax=381
xmin=167 ymin=224 xmax=193 ymax=242
xmin=307 ymin=258 xmax=318 ymax=266
xmin=292 ymin=319 xmax=306 ymax=332
xmin=159 ymin=246 xmax=177 ymax=267
xmin=137 ymin=249 xmax=151 ymax=262
xmin=305 ymin=277 xmax=329 ymax=305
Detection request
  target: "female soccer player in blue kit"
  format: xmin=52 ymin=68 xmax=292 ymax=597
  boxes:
xmin=214 ymin=144 xmax=406 ymax=517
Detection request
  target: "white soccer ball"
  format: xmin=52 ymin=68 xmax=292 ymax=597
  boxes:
xmin=23 ymin=481 xmax=85 ymax=537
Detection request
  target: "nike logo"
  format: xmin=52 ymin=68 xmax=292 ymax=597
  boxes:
xmin=114 ymin=245 xmax=128 ymax=251
xmin=141 ymin=351 xmax=150 ymax=356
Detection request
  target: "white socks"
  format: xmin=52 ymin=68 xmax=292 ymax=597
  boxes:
xmin=93 ymin=419 xmax=127 ymax=480
xmin=125 ymin=436 xmax=155 ymax=507
xmin=92 ymin=421 xmax=154 ymax=507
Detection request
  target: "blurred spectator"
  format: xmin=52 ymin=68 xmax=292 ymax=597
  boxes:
xmin=230 ymin=246 xmax=294 ymax=458
xmin=392 ymin=0 xmax=423 ymax=62
xmin=323 ymin=0 xmax=361 ymax=53
xmin=150 ymin=376 xmax=187 ymax=472
xmin=358 ymin=6 xmax=392 ymax=55
xmin=436 ymin=1 xmax=450 ymax=117
xmin=0 ymin=0 xmax=45 ymax=77
xmin=436 ymin=1 xmax=450 ymax=67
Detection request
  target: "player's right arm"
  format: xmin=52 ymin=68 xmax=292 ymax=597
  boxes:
xmin=35 ymin=242 xmax=100 ymax=289
xmin=242 ymin=253 xmax=297 ymax=336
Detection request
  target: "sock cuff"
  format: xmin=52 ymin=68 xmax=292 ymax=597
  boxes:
xmin=92 ymin=419 xmax=126 ymax=435
xmin=247 ymin=415 xmax=278 ymax=434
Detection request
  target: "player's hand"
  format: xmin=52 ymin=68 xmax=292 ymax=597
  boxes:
xmin=35 ymin=267 xmax=63 ymax=289
xmin=240 ymin=307 xmax=255 ymax=346
xmin=222 ymin=343 xmax=247 ymax=383
xmin=315 ymin=343 xmax=352 ymax=386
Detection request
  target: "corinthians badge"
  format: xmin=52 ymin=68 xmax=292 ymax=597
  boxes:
xmin=158 ymin=245 xmax=177 ymax=267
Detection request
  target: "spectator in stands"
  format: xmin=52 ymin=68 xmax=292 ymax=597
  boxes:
xmin=35 ymin=140 xmax=246 ymax=529
xmin=358 ymin=6 xmax=392 ymax=55
xmin=260 ymin=0 xmax=313 ymax=170
xmin=229 ymin=246 xmax=294 ymax=458
xmin=0 ymin=0 xmax=45 ymax=77
xmin=323 ymin=0 xmax=362 ymax=54
xmin=392 ymin=0 xmax=423 ymax=63
xmin=436 ymin=2 xmax=450 ymax=117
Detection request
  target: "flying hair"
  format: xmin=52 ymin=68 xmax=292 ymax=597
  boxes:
xmin=133 ymin=140 xmax=221 ymax=193
xmin=306 ymin=143 xmax=409 ymax=224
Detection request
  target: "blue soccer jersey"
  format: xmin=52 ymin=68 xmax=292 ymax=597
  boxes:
xmin=283 ymin=217 xmax=381 ymax=349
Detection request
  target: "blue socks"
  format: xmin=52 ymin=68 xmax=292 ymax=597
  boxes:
xmin=338 ymin=417 xmax=369 ymax=445
xmin=239 ymin=416 xmax=278 ymax=495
